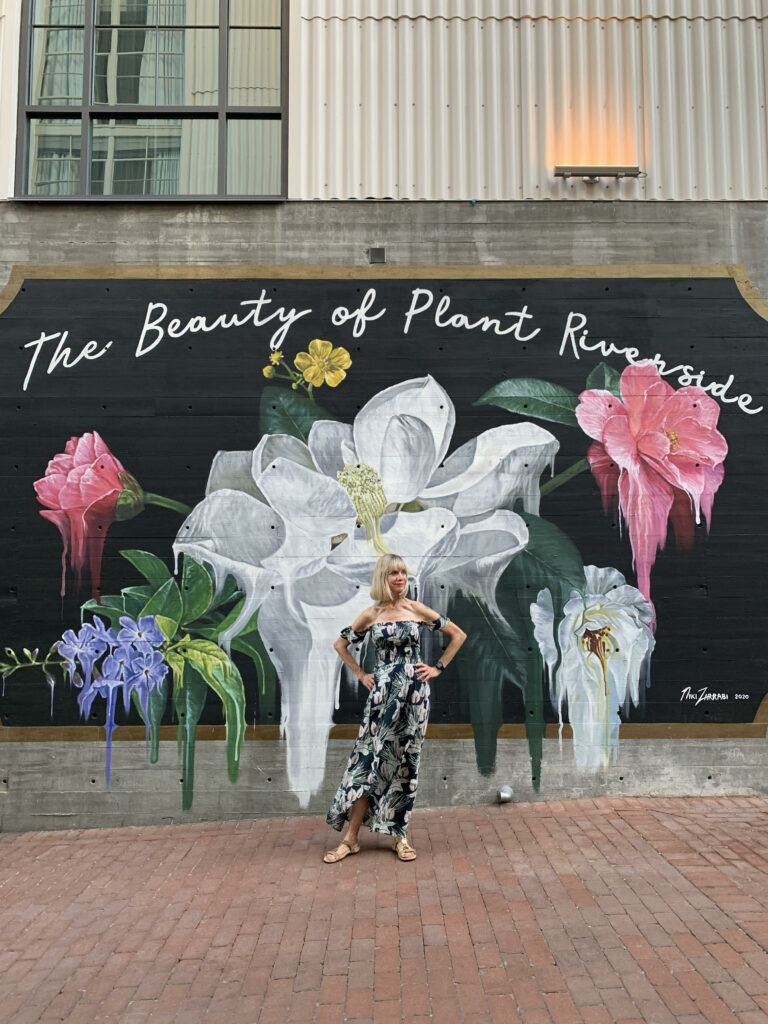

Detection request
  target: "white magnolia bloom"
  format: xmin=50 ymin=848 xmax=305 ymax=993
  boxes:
xmin=174 ymin=375 xmax=558 ymax=804
xmin=530 ymin=566 xmax=655 ymax=769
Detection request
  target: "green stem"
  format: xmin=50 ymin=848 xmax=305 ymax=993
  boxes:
xmin=145 ymin=493 xmax=193 ymax=516
xmin=540 ymin=457 xmax=590 ymax=497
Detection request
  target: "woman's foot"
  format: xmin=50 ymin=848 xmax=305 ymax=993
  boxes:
xmin=392 ymin=837 xmax=416 ymax=861
xmin=323 ymin=837 xmax=361 ymax=863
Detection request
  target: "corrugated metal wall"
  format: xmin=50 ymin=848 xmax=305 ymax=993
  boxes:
xmin=289 ymin=1 xmax=768 ymax=200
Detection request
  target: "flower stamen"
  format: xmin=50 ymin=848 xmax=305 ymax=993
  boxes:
xmin=337 ymin=463 xmax=390 ymax=556
xmin=666 ymin=429 xmax=681 ymax=452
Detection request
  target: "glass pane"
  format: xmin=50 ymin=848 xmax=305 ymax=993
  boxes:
xmin=230 ymin=0 xmax=281 ymax=26
xmin=94 ymin=28 xmax=217 ymax=104
xmin=156 ymin=0 xmax=218 ymax=24
xmin=30 ymin=28 xmax=83 ymax=105
xmin=96 ymin=0 xmax=154 ymax=24
xmin=33 ymin=0 xmax=84 ymax=24
xmin=227 ymin=119 xmax=281 ymax=195
xmin=94 ymin=28 xmax=154 ymax=104
xmin=96 ymin=0 xmax=218 ymax=25
xmin=27 ymin=118 xmax=80 ymax=195
xmin=91 ymin=118 xmax=217 ymax=195
xmin=229 ymin=30 xmax=280 ymax=106
xmin=160 ymin=29 xmax=218 ymax=103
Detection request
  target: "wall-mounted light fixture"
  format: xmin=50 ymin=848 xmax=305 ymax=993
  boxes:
xmin=554 ymin=165 xmax=643 ymax=184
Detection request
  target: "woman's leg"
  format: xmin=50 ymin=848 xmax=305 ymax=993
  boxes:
xmin=324 ymin=796 xmax=369 ymax=862
xmin=343 ymin=795 xmax=369 ymax=843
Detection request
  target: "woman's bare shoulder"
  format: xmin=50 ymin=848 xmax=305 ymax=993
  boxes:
xmin=351 ymin=605 xmax=378 ymax=630
xmin=407 ymin=600 xmax=440 ymax=622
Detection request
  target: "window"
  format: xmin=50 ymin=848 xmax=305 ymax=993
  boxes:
xmin=18 ymin=0 xmax=286 ymax=198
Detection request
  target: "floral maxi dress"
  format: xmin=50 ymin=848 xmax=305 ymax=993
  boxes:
xmin=326 ymin=616 xmax=449 ymax=839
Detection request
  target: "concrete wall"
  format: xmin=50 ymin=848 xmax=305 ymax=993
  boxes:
xmin=2 ymin=201 xmax=768 ymax=301
xmin=1 ymin=738 xmax=767 ymax=833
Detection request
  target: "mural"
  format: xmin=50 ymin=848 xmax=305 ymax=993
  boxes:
xmin=1 ymin=269 xmax=766 ymax=810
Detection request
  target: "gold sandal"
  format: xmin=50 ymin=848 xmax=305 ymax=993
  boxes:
xmin=392 ymin=837 xmax=416 ymax=861
xmin=323 ymin=838 xmax=361 ymax=863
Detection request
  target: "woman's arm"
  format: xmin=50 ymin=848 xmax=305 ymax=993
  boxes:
xmin=333 ymin=606 xmax=377 ymax=691
xmin=411 ymin=601 xmax=467 ymax=681
xmin=434 ymin=619 xmax=467 ymax=669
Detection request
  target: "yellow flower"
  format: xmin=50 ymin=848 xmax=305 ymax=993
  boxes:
xmin=294 ymin=339 xmax=352 ymax=388
xmin=262 ymin=365 xmax=276 ymax=378
xmin=269 ymin=352 xmax=284 ymax=364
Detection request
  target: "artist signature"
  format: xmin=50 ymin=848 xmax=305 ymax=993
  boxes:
xmin=680 ymin=686 xmax=729 ymax=705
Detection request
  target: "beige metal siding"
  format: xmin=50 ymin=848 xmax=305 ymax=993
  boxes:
xmin=289 ymin=2 xmax=768 ymax=200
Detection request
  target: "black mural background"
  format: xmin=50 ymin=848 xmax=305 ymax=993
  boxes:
xmin=1 ymin=273 xmax=766 ymax=732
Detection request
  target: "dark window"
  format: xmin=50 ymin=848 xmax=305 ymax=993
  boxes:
xmin=18 ymin=0 xmax=287 ymax=199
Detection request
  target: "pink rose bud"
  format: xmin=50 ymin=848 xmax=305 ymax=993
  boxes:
xmin=34 ymin=432 xmax=145 ymax=599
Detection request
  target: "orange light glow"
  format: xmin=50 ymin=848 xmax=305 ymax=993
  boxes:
xmin=547 ymin=99 xmax=639 ymax=170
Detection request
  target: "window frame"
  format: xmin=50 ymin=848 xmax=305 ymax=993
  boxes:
xmin=15 ymin=0 xmax=289 ymax=201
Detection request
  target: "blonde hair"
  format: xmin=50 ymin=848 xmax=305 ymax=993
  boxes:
xmin=370 ymin=553 xmax=410 ymax=603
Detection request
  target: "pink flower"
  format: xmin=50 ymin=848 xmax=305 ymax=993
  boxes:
xmin=576 ymin=363 xmax=727 ymax=610
xmin=34 ymin=432 xmax=144 ymax=599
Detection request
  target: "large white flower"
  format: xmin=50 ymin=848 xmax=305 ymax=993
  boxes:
xmin=174 ymin=375 xmax=558 ymax=803
xmin=530 ymin=566 xmax=655 ymax=769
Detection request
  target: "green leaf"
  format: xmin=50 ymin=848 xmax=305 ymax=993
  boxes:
xmin=173 ymin=659 xmax=208 ymax=811
xmin=81 ymin=597 xmax=124 ymax=628
xmin=511 ymin=513 xmax=586 ymax=607
xmin=139 ymin=578 xmax=183 ymax=640
xmin=121 ymin=585 xmax=154 ymax=617
xmin=206 ymin=574 xmax=242 ymax=614
xmin=259 ymin=383 xmax=336 ymax=443
xmin=204 ymin=596 xmax=257 ymax=638
xmin=120 ymin=549 xmax=172 ymax=589
xmin=177 ymin=639 xmax=246 ymax=785
xmin=454 ymin=513 xmax=585 ymax=790
xmin=505 ymin=514 xmax=585 ymax=791
xmin=180 ymin=555 xmax=214 ymax=625
xmin=452 ymin=594 xmax=533 ymax=776
xmin=231 ymin=629 xmax=278 ymax=706
xmin=476 ymin=379 xmax=579 ymax=427
xmin=191 ymin=622 xmax=277 ymax=708
xmin=586 ymin=361 xmax=622 ymax=397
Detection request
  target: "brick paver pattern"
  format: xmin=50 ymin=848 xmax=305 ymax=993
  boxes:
xmin=0 ymin=797 xmax=767 ymax=1023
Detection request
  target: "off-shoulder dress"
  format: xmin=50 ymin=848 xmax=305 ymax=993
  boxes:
xmin=326 ymin=615 xmax=449 ymax=838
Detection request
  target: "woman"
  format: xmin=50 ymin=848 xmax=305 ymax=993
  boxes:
xmin=324 ymin=553 xmax=466 ymax=863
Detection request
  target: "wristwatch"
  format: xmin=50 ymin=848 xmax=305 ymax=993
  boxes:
xmin=435 ymin=660 xmax=445 ymax=672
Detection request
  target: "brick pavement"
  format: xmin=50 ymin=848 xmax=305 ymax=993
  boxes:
xmin=0 ymin=797 xmax=767 ymax=1023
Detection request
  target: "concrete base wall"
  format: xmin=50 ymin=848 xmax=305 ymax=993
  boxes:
xmin=2 ymin=200 xmax=768 ymax=302
xmin=1 ymin=738 xmax=767 ymax=833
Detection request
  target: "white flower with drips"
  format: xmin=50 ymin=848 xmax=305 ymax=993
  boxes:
xmin=174 ymin=375 xmax=558 ymax=805
xmin=530 ymin=566 xmax=655 ymax=768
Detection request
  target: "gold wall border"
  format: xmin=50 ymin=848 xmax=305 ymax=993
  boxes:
xmin=1 ymin=263 xmax=767 ymax=322
xmin=0 ymin=719 xmax=765 ymax=743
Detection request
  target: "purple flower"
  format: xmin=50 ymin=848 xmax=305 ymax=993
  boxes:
xmin=58 ymin=624 xmax=108 ymax=686
xmin=124 ymin=647 xmax=169 ymax=753
xmin=117 ymin=615 xmax=165 ymax=650
xmin=89 ymin=616 xmax=118 ymax=648
xmin=102 ymin=645 xmax=135 ymax=700
xmin=124 ymin=649 xmax=168 ymax=703
xmin=62 ymin=613 xmax=168 ymax=790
